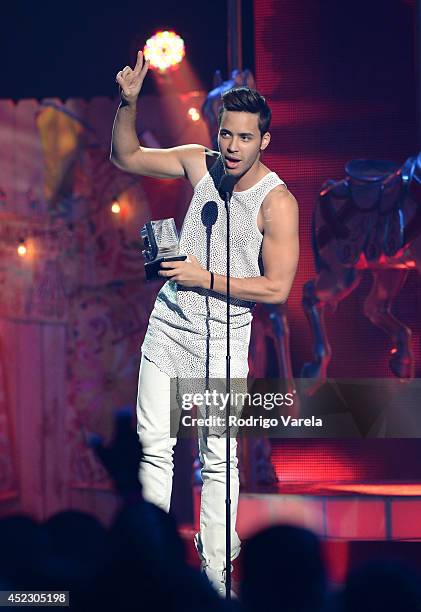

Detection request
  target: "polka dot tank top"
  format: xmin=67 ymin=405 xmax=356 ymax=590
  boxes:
xmin=141 ymin=157 xmax=286 ymax=379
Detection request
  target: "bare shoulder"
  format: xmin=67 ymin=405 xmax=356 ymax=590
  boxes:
xmin=262 ymin=182 xmax=298 ymax=219
xmin=178 ymin=144 xmax=208 ymax=188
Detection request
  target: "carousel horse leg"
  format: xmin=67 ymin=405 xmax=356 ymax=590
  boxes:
xmin=301 ymin=266 xmax=361 ymax=385
xmin=363 ymin=268 xmax=414 ymax=379
xmin=264 ymin=303 xmax=298 ymax=417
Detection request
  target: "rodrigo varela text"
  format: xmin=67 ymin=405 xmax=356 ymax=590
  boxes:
xmin=181 ymin=415 xmax=323 ymax=428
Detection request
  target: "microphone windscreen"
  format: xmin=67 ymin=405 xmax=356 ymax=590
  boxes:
xmin=218 ymin=174 xmax=237 ymax=196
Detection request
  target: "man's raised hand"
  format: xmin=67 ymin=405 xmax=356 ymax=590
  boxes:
xmin=115 ymin=50 xmax=150 ymax=105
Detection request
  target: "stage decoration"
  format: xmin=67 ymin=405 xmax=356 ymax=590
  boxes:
xmin=0 ymin=336 xmax=17 ymax=500
xmin=143 ymin=30 xmax=185 ymax=73
xmin=187 ymin=107 xmax=200 ymax=122
xmin=111 ymin=199 xmax=121 ymax=214
xmin=66 ymin=285 xmax=152 ymax=487
xmin=302 ymin=155 xmax=421 ymax=388
xmin=0 ymin=98 xmax=157 ymax=497
xmin=36 ymin=103 xmax=85 ymax=210
xmin=17 ymin=240 xmax=27 ymax=257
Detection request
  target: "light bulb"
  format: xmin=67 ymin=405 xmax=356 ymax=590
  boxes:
xmin=17 ymin=242 xmax=27 ymax=256
xmin=188 ymin=107 xmax=200 ymax=122
xmin=111 ymin=201 xmax=121 ymax=214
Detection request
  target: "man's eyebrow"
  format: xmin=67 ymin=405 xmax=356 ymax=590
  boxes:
xmin=220 ymin=128 xmax=255 ymax=137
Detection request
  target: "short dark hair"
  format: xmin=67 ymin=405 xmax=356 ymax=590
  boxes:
xmin=218 ymin=87 xmax=272 ymax=136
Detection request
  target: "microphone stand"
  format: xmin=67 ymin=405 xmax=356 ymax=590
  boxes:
xmin=218 ymin=173 xmax=236 ymax=600
xmin=216 ymin=171 xmax=236 ymax=599
xmin=224 ymin=187 xmax=232 ymax=600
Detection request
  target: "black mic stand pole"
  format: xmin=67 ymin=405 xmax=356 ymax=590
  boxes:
xmin=218 ymin=172 xmax=237 ymax=600
xmin=224 ymin=186 xmax=232 ymax=600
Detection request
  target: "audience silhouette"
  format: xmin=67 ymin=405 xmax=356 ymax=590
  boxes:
xmin=1 ymin=412 xmax=420 ymax=611
xmin=241 ymin=524 xmax=328 ymax=612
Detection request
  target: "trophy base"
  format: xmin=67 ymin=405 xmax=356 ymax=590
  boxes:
xmin=144 ymin=255 xmax=187 ymax=282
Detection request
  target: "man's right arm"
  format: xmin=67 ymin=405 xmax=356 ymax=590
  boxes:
xmin=110 ymin=50 xmax=205 ymax=184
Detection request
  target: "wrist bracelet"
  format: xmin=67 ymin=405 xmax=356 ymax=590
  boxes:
xmin=210 ymin=271 xmax=214 ymax=290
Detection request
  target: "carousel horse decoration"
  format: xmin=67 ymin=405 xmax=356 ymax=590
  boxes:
xmin=302 ymin=155 xmax=421 ymax=386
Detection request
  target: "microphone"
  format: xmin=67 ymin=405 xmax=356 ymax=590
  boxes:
xmin=204 ymin=148 xmax=221 ymax=158
xmin=218 ymin=174 xmax=237 ymax=201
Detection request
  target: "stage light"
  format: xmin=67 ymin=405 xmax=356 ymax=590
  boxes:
xmin=17 ymin=239 xmax=27 ymax=257
xmin=111 ymin=199 xmax=121 ymax=214
xmin=144 ymin=31 xmax=185 ymax=73
xmin=188 ymin=107 xmax=200 ymax=122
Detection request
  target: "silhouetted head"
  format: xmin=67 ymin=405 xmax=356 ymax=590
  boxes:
xmin=0 ymin=515 xmax=46 ymax=589
xmin=41 ymin=511 xmax=111 ymax=593
xmin=342 ymin=559 xmax=421 ymax=612
xmin=241 ymin=524 xmax=327 ymax=612
xmin=108 ymin=501 xmax=226 ymax=611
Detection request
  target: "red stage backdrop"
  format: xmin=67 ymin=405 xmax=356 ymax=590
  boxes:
xmin=253 ymin=0 xmax=420 ymax=482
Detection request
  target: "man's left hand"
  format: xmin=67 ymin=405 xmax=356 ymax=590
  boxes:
xmin=159 ymin=254 xmax=210 ymax=288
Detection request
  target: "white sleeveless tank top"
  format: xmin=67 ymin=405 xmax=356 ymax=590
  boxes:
xmin=141 ymin=157 xmax=286 ymax=379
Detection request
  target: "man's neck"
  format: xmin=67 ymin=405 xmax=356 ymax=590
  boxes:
xmin=233 ymin=161 xmax=270 ymax=192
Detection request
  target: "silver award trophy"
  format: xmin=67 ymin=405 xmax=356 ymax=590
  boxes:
xmin=140 ymin=218 xmax=187 ymax=281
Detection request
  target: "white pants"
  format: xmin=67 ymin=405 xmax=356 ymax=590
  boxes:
xmin=136 ymin=353 xmax=241 ymax=571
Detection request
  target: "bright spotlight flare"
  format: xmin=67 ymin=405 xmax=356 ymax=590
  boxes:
xmin=111 ymin=199 xmax=121 ymax=214
xmin=188 ymin=107 xmax=200 ymax=122
xmin=143 ymin=31 xmax=185 ymax=73
xmin=17 ymin=239 xmax=27 ymax=257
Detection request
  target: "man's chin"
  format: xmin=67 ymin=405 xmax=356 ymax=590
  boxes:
xmin=225 ymin=166 xmax=247 ymax=179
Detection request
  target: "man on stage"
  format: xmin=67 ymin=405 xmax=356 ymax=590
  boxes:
xmin=110 ymin=50 xmax=299 ymax=595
